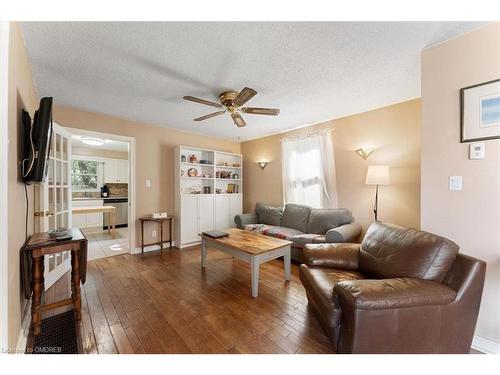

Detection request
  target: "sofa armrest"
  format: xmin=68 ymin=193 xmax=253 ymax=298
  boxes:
xmin=325 ymin=222 xmax=362 ymax=243
xmin=234 ymin=213 xmax=258 ymax=229
xmin=303 ymin=243 xmax=360 ymax=270
xmin=334 ymin=278 xmax=457 ymax=310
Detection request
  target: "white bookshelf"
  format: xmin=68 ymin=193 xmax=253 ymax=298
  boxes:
xmin=174 ymin=145 xmax=243 ymax=248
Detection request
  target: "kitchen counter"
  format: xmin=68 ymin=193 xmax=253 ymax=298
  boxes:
xmin=72 ymin=196 xmax=128 ymax=201
xmin=72 ymin=206 xmax=116 ymax=238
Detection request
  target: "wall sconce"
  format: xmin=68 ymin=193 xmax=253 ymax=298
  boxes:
xmin=257 ymin=161 xmax=268 ymax=169
xmin=355 ymin=148 xmax=374 ymax=160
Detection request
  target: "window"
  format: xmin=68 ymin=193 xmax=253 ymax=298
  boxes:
xmin=71 ymin=159 xmax=103 ymax=191
xmin=281 ymin=130 xmax=338 ymax=208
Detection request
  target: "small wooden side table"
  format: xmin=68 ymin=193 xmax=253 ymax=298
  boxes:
xmin=22 ymin=228 xmax=87 ymax=336
xmin=139 ymin=216 xmax=173 ymax=254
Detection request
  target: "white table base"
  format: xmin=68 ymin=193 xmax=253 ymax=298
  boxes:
xmin=201 ymin=237 xmax=291 ymax=297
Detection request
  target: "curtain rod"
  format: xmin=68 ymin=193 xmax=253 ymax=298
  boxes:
xmin=280 ymin=128 xmax=333 ymax=143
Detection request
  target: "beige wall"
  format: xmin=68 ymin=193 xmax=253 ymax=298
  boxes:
xmin=7 ymin=22 xmax=39 ymax=348
xmin=241 ymin=99 xmax=421 ymax=233
xmin=421 ymin=23 xmax=500 ymax=348
xmin=53 ymin=106 xmax=240 ymax=247
xmin=72 ymin=146 xmax=128 ymax=160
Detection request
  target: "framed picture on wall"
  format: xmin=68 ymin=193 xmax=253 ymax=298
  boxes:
xmin=460 ymin=79 xmax=500 ymax=142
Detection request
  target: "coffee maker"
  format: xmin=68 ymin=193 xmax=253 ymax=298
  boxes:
xmin=100 ymin=185 xmax=109 ymax=198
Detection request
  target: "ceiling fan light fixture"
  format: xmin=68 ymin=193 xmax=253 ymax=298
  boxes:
xmin=183 ymin=87 xmax=279 ymax=128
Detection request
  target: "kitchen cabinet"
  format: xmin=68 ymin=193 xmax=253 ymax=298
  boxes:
xmin=104 ymin=158 xmax=128 ymax=183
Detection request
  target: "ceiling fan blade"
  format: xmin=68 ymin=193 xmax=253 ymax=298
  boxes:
xmin=241 ymin=107 xmax=280 ymax=116
xmin=231 ymin=112 xmax=247 ymax=127
xmin=233 ymin=87 xmax=257 ymax=107
xmin=183 ymin=95 xmax=223 ymax=108
xmin=194 ymin=110 xmax=226 ymax=122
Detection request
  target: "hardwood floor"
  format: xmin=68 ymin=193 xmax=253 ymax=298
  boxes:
xmin=42 ymin=246 xmax=334 ymax=354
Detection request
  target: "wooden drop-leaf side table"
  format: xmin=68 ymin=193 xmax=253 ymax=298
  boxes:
xmin=22 ymin=228 xmax=87 ymax=336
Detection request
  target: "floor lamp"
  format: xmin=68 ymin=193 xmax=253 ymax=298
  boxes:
xmin=366 ymin=165 xmax=390 ymax=221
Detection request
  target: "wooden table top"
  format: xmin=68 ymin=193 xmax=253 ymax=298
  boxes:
xmin=201 ymin=228 xmax=292 ymax=255
xmin=72 ymin=206 xmax=116 ymax=214
xmin=23 ymin=228 xmax=86 ymax=251
xmin=139 ymin=216 xmax=173 ymax=222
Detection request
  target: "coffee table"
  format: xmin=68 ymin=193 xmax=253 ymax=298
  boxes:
xmin=200 ymin=228 xmax=292 ymax=297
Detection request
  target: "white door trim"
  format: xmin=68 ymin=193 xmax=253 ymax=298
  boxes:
xmin=0 ymin=21 xmax=10 ymax=351
xmin=64 ymin=127 xmax=136 ymax=253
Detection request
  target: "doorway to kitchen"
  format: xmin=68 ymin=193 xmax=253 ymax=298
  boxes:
xmin=68 ymin=128 xmax=135 ymax=261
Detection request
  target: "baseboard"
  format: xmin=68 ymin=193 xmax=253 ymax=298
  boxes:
xmin=131 ymin=241 xmax=177 ymax=254
xmin=472 ymin=335 xmax=500 ymax=354
xmin=15 ymin=302 xmax=31 ymax=354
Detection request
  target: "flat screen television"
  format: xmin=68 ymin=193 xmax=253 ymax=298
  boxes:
xmin=22 ymin=97 xmax=53 ymax=184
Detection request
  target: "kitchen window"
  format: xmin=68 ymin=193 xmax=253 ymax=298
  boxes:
xmin=71 ymin=159 xmax=104 ymax=192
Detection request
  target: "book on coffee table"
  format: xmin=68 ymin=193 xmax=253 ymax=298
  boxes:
xmin=202 ymin=230 xmax=229 ymax=239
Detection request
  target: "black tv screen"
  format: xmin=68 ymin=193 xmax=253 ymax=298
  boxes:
xmin=22 ymin=97 xmax=53 ymax=184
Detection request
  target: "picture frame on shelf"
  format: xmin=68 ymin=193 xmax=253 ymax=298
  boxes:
xmin=460 ymin=79 xmax=500 ymax=143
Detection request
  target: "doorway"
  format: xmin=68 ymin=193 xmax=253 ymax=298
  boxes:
xmin=67 ymin=128 xmax=135 ymax=261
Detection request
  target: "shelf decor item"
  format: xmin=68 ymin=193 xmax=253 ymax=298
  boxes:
xmin=460 ymin=79 xmax=500 ymax=142
xmin=187 ymin=168 xmax=198 ymax=177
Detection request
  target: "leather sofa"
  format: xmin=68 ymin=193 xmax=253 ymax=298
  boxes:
xmin=299 ymin=221 xmax=486 ymax=353
xmin=234 ymin=203 xmax=362 ymax=263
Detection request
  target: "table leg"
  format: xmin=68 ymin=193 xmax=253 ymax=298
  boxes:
xmin=251 ymin=257 xmax=260 ymax=297
xmin=112 ymin=210 xmax=116 ymax=239
xmin=159 ymin=221 xmax=163 ymax=252
xmin=71 ymin=250 xmax=82 ymax=321
xmin=107 ymin=212 xmax=111 ymax=235
xmin=141 ymin=220 xmax=144 ymax=254
xmin=201 ymin=237 xmax=207 ymax=268
xmin=284 ymin=246 xmax=291 ymax=281
xmin=169 ymin=218 xmax=173 ymax=249
xmin=31 ymin=255 xmax=44 ymax=336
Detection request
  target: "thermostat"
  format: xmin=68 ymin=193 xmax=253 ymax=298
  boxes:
xmin=469 ymin=142 xmax=485 ymax=159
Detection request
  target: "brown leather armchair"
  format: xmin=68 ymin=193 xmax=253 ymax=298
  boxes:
xmin=299 ymin=222 xmax=486 ymax=353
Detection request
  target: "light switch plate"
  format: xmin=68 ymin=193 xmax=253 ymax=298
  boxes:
xmin=469 ymin=142 xmax=485 ymax=159
xmin=449 ymin=176 xmax=462 ymax=191
xmin=145 ymin=179 xmax=151 ymax=188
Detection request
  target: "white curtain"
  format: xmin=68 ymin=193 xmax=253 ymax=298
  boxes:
xmin=281 ymin=129 xmax=337 ymax=208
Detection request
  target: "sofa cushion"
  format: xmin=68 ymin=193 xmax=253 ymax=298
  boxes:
xmin=290 ymin=233 xmax=326 ymax=248
xmin=359 ymin=222 xmax=459 ymax=282
xmin=281 ymin=204 xmax=311 ymax=232
xmin=255 ymin=203 xmax=283 ymax=226
xmin=307 ymin=208 xmax=353 ymax=235
xmin=299 ymin=265 xmax=365 ymax=329
xmin=244 ymin=223 xmax=271 ymax=233
xmin=262 ymin=226 xmax=303 ymax=240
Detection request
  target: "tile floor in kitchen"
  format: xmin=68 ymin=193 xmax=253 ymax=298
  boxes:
xmin=82 ymin=227 xmax=129 ymax=260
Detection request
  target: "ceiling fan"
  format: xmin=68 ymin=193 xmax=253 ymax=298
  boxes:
xmin=183 ymin=87 xmax=280 ymax=128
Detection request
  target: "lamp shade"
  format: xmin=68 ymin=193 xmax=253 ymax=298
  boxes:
xmin=366 ymin=165 xmax=390 ymax=185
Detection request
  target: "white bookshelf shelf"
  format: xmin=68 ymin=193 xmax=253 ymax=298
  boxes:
xmin=215 ymin=165 xmax=241 ymax=169
xmin=181 ymin=162 xmax=214 ymax=167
